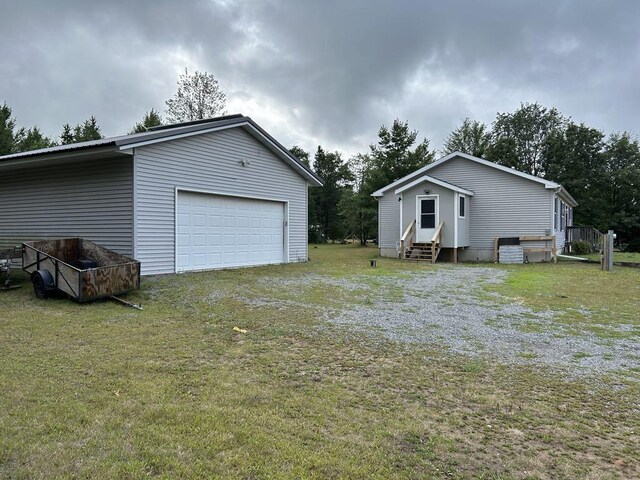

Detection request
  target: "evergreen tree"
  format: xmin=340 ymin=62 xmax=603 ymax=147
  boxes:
xmin=130 ymin=109 xmax=163 ymax=133
xmin=14 ymin=126 xmax=56 ymax=152
xmin=0 ymin=102 xmax=17 ymax=155
xmin=60 ymin=123 xmax=74 ymax=144
xmin=365 ymin=118 xmax=436 ymax=193
xmin=339 ymin=154 xmax=377 ymax=245
xmin=73 ymin=116 xmax=102 ymax=142
xmin=289 ymin=146 xmax=320 ymax=242
xmin=60 ymin=117 xmax=104 ymax=144
xmin=312 ymin=146 xmax=354 ymax=241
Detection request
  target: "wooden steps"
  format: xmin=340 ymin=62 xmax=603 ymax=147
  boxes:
xmin=405 ymin=242 xmax=439 ymax=262
xmin=400 ymin=220 xmax=444 ymax=264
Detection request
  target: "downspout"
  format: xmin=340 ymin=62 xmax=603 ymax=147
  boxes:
xmin=553 ymin=187 xmax=562 ymax=261
xmin=454 ymin=192 xmax=458 ymax=250
xmin=399 ymin=195 xmax=403 ymax=241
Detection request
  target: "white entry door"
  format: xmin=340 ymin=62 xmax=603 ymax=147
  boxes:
xmin=176 ymin=191 xmax=285 ymax=272
xmin=416 ymin=195 xmax=439 ymax=242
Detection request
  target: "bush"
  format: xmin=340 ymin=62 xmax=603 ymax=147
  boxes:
xmin=572 ymin=241 xmax=592 ymax=255
xmin=308 ymin=229 xmax=326 ymax=244
xmin=626 ymin=237 xmax=640 ymax=253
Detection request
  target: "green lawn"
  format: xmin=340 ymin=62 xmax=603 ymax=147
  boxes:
xmin=583 ymin=252 xmax=640 ymax=263
xmin=1 ymin=245 xmax=638 ymax=479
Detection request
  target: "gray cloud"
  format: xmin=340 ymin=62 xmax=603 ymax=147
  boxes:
xmin=1 ymin=0 xmax=638 ymax=158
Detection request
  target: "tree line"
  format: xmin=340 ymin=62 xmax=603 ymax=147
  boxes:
xmin=293 ymin=103 xmax=640 ymax=251
xmin=1 ymin=74 xmax=638 ymax=251
xmin=0 ymin=68 xmax=225 ymax=156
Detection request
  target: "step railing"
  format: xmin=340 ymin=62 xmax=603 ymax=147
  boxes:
xmin=430 ymin=221 xmax=444 ymax=263
xmin=400 ymin=220 xmax=416 ymax=259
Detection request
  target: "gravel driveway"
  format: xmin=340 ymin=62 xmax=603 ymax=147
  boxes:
xmin=251 ymin=266 xmax=639 ymax=379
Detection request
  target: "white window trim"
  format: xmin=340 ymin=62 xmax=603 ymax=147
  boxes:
xmin=458 ymin=194 xmax=466 ymax=219
xmin=415 ymin=194 xmax=439 ymax=243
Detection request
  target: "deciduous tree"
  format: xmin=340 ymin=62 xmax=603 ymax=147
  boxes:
xmin=486 ymin=102 xmax=566 ymax=176
xmin=442 ymin=118 xmax=491 ymax=157
xmin=165 ymin=68 xmax=227 ymax=123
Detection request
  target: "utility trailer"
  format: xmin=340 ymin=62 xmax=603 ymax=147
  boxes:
xmin=22 ymin=238 xmax=140 ymax=302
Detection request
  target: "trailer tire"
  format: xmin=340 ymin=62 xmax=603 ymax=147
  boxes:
xmin=31 ymin=270 xmax=54 ymax=299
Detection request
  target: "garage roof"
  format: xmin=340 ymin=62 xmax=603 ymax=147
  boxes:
xmin=0 ymin=114 xmax=323 ymax=186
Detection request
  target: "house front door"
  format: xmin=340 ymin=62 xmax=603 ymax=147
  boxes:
xmin=416 ymin=195 xmax=439 ymax=243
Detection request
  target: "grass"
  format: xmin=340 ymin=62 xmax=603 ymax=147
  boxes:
xmin=487 ymin=261 xmax=640 ymax=339
xmin=583 ymin=252 xmax=640 ymax=263
xmin=1 ymin=245 xmax=639 ymax=479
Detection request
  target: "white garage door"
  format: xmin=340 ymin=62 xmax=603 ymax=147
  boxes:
xmin=176 ymin=191 xmax=285 ymax=272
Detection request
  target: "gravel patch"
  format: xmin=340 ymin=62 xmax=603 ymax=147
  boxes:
xmin=247 ymin=267 xmax=639 ymax=379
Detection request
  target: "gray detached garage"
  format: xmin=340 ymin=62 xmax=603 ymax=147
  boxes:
xmin=0 ymin=115 xmax=322 ymax=275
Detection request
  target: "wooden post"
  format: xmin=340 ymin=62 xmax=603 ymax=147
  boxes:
xmin=453 ymin=247 xmax=458 ymax=264
xmin=493 ymin=237 xmax=499 ymax=263
xmin=552 ymin=236 xmax=557 ymax=263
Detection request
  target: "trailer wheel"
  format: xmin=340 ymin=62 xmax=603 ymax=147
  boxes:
xmin=31 ymin=270 xmax=54 ymax=299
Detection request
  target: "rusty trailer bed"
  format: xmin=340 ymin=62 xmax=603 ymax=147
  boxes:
xmin=22 ymin=238 xmax=140 ymax=302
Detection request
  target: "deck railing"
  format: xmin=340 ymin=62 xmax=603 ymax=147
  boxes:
xmin=566 ymin=226 xmax=603 ymax=253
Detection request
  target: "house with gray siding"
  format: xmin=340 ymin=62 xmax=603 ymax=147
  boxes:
xmin=0 ymin=115 xmax=322 ymax=275
xmin=372 ymin=152 xmax=577 ymax=263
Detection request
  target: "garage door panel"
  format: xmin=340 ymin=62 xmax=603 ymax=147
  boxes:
xmin=177 ymin=191 xmax=284 ymax=272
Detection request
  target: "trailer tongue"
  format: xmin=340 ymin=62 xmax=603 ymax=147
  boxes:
xmin=22 ymin=238 xmax=141 ymax=303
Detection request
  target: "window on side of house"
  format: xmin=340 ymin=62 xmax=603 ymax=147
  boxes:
xmin=568 ymin=206 xmax=573 ymax=227
xmin=459 ymin=194 xmax=466 ymax=218
xmin=560 ymin=201 xmax=566 ymax=231
xmin=554 ymin=197 xmax=559 ymax=231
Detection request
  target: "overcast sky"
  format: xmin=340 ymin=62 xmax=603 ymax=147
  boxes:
xmin=1 ymin=0 xmax=639 ymax=158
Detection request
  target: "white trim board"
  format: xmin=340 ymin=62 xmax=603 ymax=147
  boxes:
xmin=458 ymin=194 xmax=466 ymax=219
xmin=373 ymin=151 xmax=562 ymax=198
xmin=395 ymin=174 xmax=474 ymax=196
xmin=415 ymin=194 xmax=439 ymax=243
xmin=122 ymin=123 xmax=322 ymax=187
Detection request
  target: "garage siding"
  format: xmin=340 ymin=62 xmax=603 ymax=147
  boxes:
xmin=0 ymin=157 xmax=133 ymax=255
xmin=134 ymin=128 xmax=308 ymax=275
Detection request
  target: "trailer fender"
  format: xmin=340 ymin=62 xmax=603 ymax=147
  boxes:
xmin=31 ymin=270 xmax=55 ymax=299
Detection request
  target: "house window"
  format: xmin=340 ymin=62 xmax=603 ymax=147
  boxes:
xmin=554 ymin=197 xmax=559 ymax=231
xmin=420 ymin=198 xmax=436 ymax=229
xmin=568 ymin=207 xmax=573 ymax=227
xmin=459 ymin=195 xmax=466 ymax=218
xmin=560 ymin=201 xmax=566 ymax=231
